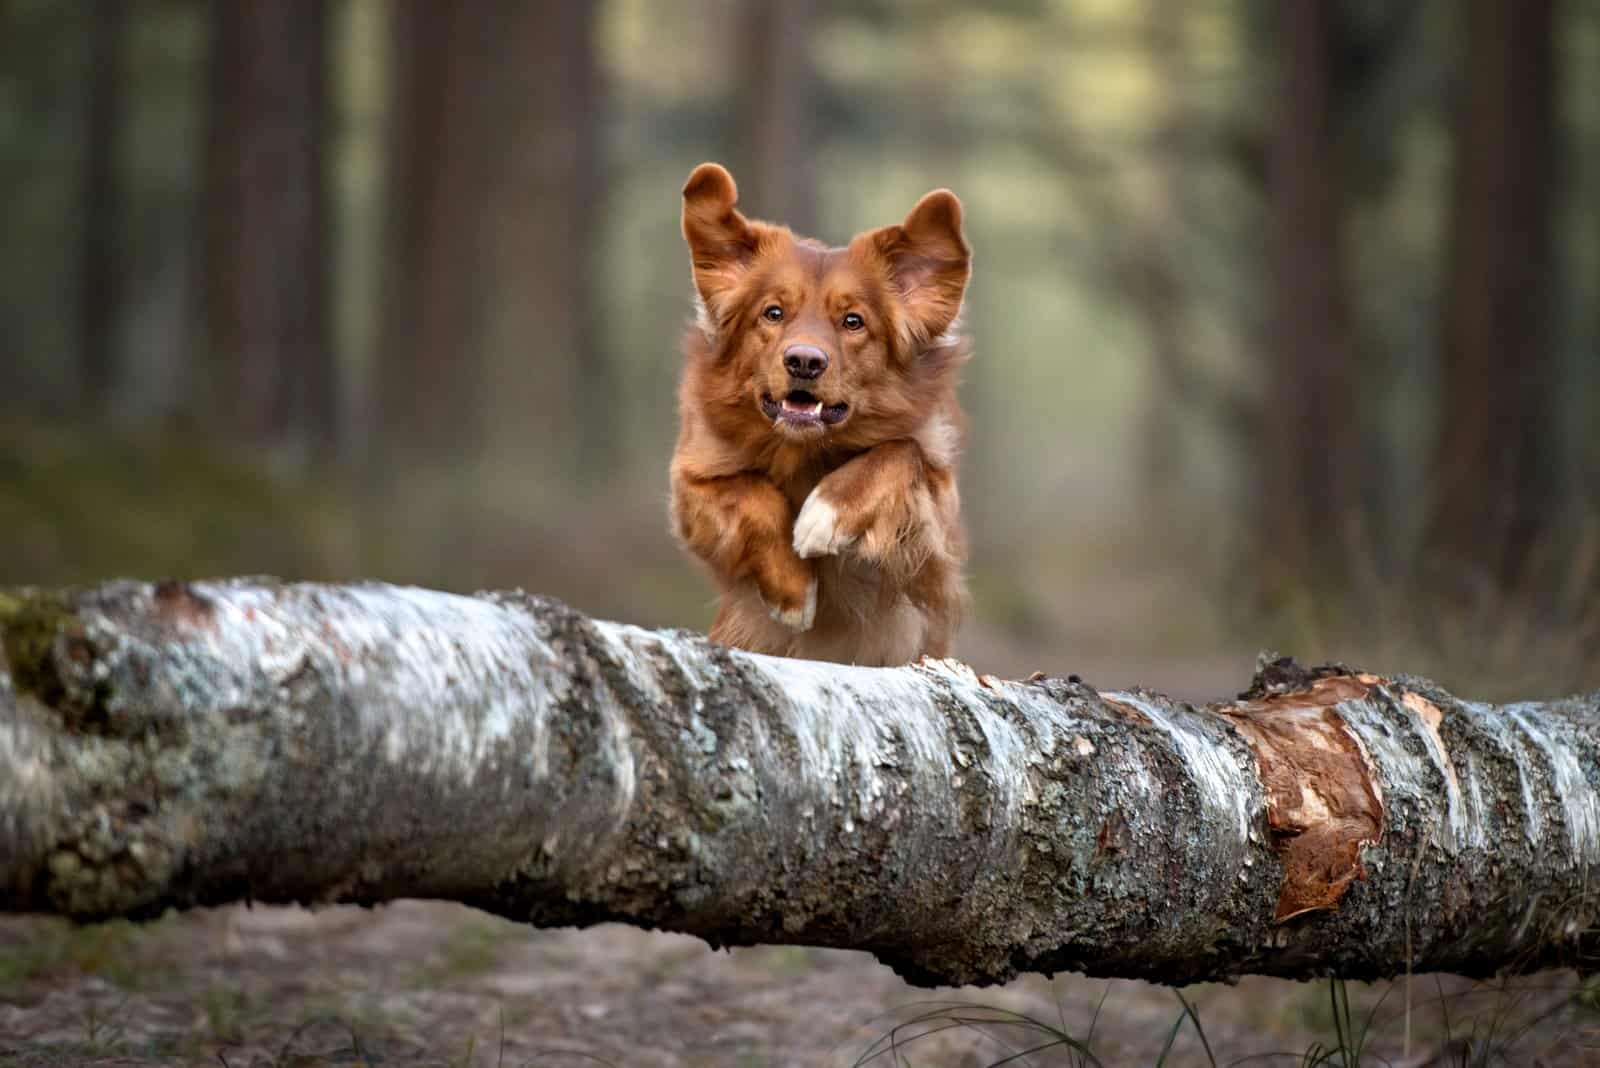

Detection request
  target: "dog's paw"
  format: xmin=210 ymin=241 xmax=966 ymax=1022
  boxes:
xmin=766 ymin=574 xmax=818 ymax=631
xmin=793 ymin=491 xmax=856 ymax=559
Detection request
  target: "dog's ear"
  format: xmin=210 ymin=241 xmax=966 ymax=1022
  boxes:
xmin=862 ymin=189 xmax=972 ymax=346
xmin=682 ymin=163 xmax=759 ymax=325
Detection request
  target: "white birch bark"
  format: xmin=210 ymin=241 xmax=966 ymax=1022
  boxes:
xmin=2 ymin=580 xmax=1598 ymax=986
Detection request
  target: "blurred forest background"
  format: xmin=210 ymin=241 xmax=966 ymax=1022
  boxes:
xmin=2 ymin=0 xmax=1598 ymax=701
xmin=5 ymin=3 xmax=1600 ymax=1064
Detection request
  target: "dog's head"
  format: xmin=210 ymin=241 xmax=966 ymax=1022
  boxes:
xmin=680 ymin=163 xmax=970 ymax=451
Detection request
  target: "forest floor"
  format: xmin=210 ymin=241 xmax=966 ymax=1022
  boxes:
xmin=4 ymin=901 xmax=1600 ymax=1067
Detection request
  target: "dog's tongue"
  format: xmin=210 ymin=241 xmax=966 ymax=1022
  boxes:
xmin=782 ymin=392 xmax=823 ymax=417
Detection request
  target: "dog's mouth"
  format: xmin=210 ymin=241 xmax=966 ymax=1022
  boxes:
xmin=761 ymin=390 xmax=849 ymax=429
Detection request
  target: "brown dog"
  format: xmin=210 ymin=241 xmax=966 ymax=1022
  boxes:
xmin=669 ymin=163 xmax=972 ymax=666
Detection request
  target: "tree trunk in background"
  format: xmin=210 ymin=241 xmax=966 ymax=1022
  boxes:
xmin=733 ymin=0 xmax=818 ymax=234
xmin=8 ymin=580 xmax=1600 ymax=988
xmin=1427 ymin=0 xmax=1560 ymax=592
xmin=1130 ymin=2 xmax=1191 ymax=503
xmin=479 ymin=0 xmax=611 ymax=485
xmin=1263 ymin=0 xmax=1361 ymax=589
xmin=80 ymin=0 xmax=127 ymax=418
xmin=203 ymin=0 xmax=332 ymax=458
xmin=549 ymin=1 xmax=609 ymax=484
xmin=377 ymin=0 xmax=608 ymax=497
xmin=376 ymin=0 xmax=486 ymax=470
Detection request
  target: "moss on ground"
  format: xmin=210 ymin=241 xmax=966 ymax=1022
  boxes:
xmin=0 ymin=421 xmax=364 ymax=589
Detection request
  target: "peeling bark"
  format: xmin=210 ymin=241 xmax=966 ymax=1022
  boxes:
xmin=3 ymin=582 xmax=1600 ymax=987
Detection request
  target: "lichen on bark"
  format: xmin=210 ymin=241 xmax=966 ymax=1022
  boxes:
xmin=0 ymin=588 xmax=76 ymax=709
xmin=3 ymin=579 xmax=1600 ymax=987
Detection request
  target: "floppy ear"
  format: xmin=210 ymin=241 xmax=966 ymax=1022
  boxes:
xmin=681 ymin=163 xmax=759 ymax=324
xmin=865 ymin=189 xmax=972 ymax=345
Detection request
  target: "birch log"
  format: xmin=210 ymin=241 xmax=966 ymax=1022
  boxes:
xmin=2 ymin=580 xmax=1599 ymax=987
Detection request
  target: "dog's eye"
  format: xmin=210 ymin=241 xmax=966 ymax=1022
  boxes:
xmin=762 ymin=305 xmax=784 ymax=323
xmin=842 ymin=312 xmax=865 ymax=332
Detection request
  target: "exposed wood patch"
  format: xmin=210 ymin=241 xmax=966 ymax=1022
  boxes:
xmin=152 ymin=580 xmax=217 ymax=627
xmin=1402 ymin=691 xmax=1462 ymax=802
xmin=1098 ymin=695 xmax=1151 ymax=725
xmin=1222 ymin=676 xmax=1385 ymax=921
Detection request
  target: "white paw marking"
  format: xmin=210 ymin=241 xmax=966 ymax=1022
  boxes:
xmin=767 ymin=575 xmax=818 ymax=631
xmin=793 ymin=492 xmax=854 ymax=559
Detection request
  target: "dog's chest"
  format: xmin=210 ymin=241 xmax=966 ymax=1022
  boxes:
xmin=799 ymin=556 xmax=928 ymax=665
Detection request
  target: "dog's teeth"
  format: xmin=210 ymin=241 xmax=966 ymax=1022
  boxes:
xmin=779 ymin=397 xmax=826 ymax=418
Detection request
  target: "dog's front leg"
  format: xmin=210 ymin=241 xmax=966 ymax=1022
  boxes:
xmin=792 ymin=440 xmax=959 ymax=582
xmin=672 ymin=472 xmax=818 ymax=630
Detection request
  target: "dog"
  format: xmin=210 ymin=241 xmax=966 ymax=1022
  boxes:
xmin=669 ymin=162 xmax=972 ymax=666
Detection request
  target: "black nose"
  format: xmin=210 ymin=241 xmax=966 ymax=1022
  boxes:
xmin=783 ymin=345 xmax=829 ymax=380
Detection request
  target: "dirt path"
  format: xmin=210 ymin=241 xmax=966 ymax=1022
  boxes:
xmin=3 ymin=902 xmax=1598 ymax=1066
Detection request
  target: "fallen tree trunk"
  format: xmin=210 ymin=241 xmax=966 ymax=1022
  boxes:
xmin=2 ymin=580 xmax=1598 ymax=987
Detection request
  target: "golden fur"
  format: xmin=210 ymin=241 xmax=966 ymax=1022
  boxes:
xmin=669 ymin=162 xmax=972 ymax=665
